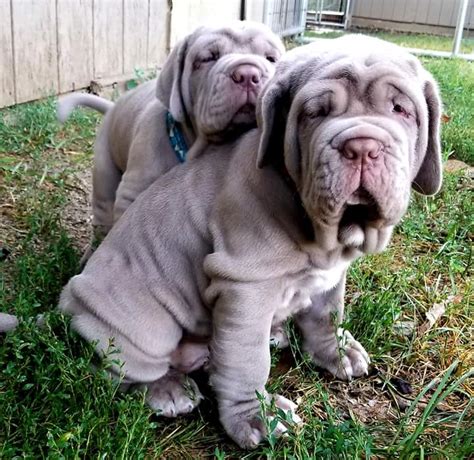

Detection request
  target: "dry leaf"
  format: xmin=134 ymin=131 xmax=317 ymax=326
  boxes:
xmin=441 ymin=113 xmax=451 ymax=123
xmin=418 ymin=302 xmax=446 ymax=335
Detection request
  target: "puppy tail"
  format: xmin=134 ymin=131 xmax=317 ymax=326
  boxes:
xmin=57 ymin=93 xmax=114 ymax=124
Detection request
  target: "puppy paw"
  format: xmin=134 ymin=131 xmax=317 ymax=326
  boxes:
xmin=309 ymin=329 xmax=370 ymax=380
xmin=145 ymin=371 xmax=203 ymax=417
xmin=270 ymin=324 xmax=290 ymax=349
xmin=222 ymin=394 xmax=302 ymax=449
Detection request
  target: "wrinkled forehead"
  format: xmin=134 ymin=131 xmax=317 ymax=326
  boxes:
xmin=288 ymin=51 xmax=422 ymax=98
xmin=189 ymin=26 xmax=283 ymax=56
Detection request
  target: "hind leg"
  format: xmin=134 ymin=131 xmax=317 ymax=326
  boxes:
xmin=62 ymin=282 xmax=204 ymax=416
xmin=80 ymin=125 xmax=121 ymax=266
xmin=91 ymin=125 xmax=121 ymax=239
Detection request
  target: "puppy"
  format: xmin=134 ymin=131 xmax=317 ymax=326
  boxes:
xmin=59 ymin=36 xmax=442 ymax=448
xmin=58 ymin=21 xmax=285 ymax=246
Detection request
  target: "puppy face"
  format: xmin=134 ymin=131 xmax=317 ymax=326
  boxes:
xmin=258 ymin=36 xmax=442 ymax=252
xmin=157 ymin=22 xmax=285 ymax=141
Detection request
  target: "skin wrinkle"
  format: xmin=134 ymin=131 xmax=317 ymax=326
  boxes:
xmin=180 ymin=30 xmax=283 ymax=142
xmin=55 ymin=36 xmax=441 ymax=448
xmin=296 ymin=66 xmax=420 ymax=231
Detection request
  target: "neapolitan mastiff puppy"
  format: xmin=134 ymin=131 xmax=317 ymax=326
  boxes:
xmin=58 ymin=21 xmax=284 ymax=243
xmin=58 ymin=36 xmax=442 ymax=448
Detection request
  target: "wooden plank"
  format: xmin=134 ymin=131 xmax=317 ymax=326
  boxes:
xmin=148 ymin=0 xmax=169 ymax=69
xmin=391 ymin=0 xmax=407 ymax=22
xmin=11 ymin=0 xmax=58 ymax=104
xmin=370 ymin=0 xmax=383 ymax=19
xmin=0 ymin=0 xmax=15 ymax=107
xmin=414 ymin=0 xmax=429 ymax=24
xmin=403 ymin=0 xmax=417 ymax=22
xmin=468 ymin=3 xmax=474 ymax=28
xmin=124 ymin=0 xmax=149 ymax=74
xmin=381 ymin=0 xmax=395 ymax=21
xmin=169 ymin=0 xmax=240 ymax=46
xmin=425 ymin=0 xmax=443 ymax=26
xmin=57 ymin=0 xmax=93 ymax=94
xmin=93 ymin=0 xmax=123 ymax=78
xmin=352 ymin=0 xmax=371 ymax=17
xmin=438 ymin=0 xmax=456 ymax=27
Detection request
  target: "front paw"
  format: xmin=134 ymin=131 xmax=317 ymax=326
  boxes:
xmin=270 ymin=323 xmax=289 ymax=349
xmin=308 ymin=329 xmax=370 ymax=380
xmin=220 ymin=394 xmax=301 ymax=449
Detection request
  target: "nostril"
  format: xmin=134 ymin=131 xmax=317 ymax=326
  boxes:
xmin=342 ymin=138 xmax=383 ymax=161
xmin=231 ymin=65 xmax=262 ymax=87
xmin=251 ymin=74 xmax=260 ymax=84
xmin=368 ymin=147 xmax=381 ymax=159
xmin=343 ymin=148 xmax=357 ymax=160
xmin=231 ymin=71 xmax=244 ymax=84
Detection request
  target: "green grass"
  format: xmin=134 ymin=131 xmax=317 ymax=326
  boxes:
xmin=1 ymin=39 xmax=473 ymax=458
xmin=304 ymin=29 xmax=474 ymax=54
xmin=422 ymin=58 xmax=474 ymax=164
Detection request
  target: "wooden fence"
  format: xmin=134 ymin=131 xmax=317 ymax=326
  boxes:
xmin=1 ymin=0 xmax=307 ymax=109
xmin=1 ymin=0 xmax=170 ymax=108
xmin=350 ymin=0 xmax=474 ymax=35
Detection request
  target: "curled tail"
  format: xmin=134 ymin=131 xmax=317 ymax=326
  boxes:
xmin=57 ymin=93 xmax=114 ymax=123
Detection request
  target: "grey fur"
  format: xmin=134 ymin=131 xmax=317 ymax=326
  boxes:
xmin=57 ymin=93 xmax=113 ymax=122
xmin=57 ymin=21 xmax=284 ymax=251
xmin=58 ymin=36 xmax=442 ymax=448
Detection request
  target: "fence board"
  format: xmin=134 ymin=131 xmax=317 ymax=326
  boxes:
xmin=147 ymin=0 xmax=169 ymax=69
xmin=370 ymin=0 xmax=383 ymax=19
xmin=12 ymin=0 xmax=58 ymax=103
xmin=124 ymin=0 xmax=149 ymax=74
xmin=93 ymin=0 xmax=123 ymax=78
xmin=414 ymin=0 xmax=429 ymax=24
xmin=57 ymin=0 xmax=93 ymax=93
xmin=402 ymin=0 xmax=417 ymax=22
xmin=425 ymin=0 xmax=443 ymax=25
xmin=0 ymin=0 xmax=15 ymax=107
xmin=381 ymin=0 xmax=394 ymax=21
xmin=355 ymin=0 xmax=372 ymax=17
xmin=391 ymin=0 xmax=407 ymax=22
xmin=170 ymin=0 xmax=241 ymax=46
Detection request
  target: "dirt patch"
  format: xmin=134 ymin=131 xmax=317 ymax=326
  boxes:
xmin=61 ymin=165 xmax=93 ymax=251
xmin=444 ymin=159 xmax=473 ymax=175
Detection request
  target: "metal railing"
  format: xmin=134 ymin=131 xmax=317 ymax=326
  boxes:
xmin=306 ymin=0 xmax=352 ymax=29
xmin=264 ymin=0 xmax=309 ymax=37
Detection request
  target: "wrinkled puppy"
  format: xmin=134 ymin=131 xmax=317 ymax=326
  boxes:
xmin=59 ymin=36 xmax=442 ymax=448
xmin=58 ymin=21 xmax=284 ymax=244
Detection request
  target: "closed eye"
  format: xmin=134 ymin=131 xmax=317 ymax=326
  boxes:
xmin=201 ymin=51 xmax=219 ymax=63
xmin=193 ymin=51 xmax=219 ymax=70
xmin=307 ymin=107 xmax=329 ymax=119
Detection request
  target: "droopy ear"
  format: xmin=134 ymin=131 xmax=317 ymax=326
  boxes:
xmin=256 ymin=75 xmax=291 ymax=169
xmin=413 ymin=76 xmax=443 ymax=195
xmin=156 ymin=37 xmax=190 ymax=123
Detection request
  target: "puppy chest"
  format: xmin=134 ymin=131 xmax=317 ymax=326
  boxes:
xmin=273 ymin=264 xmax=347 ymax=323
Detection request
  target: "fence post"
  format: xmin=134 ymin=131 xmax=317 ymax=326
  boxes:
xmin=452 ymin=0 xmax=469 ymax=57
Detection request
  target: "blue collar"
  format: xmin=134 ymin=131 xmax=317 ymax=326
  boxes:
xmin=166 ymin=111 xmax=188 ymax=163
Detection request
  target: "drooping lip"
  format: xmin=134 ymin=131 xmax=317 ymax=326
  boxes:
xmin=346 ymin=186 xmax=374 ymax=206
xmin=339 ymin=188 xmax=382 ymax=231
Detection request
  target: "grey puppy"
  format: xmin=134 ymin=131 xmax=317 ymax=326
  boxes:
xmin=58 ymin=36 xmax=442 ymax=448
xmin=58 ymin=21 xmax=284 ymax=244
